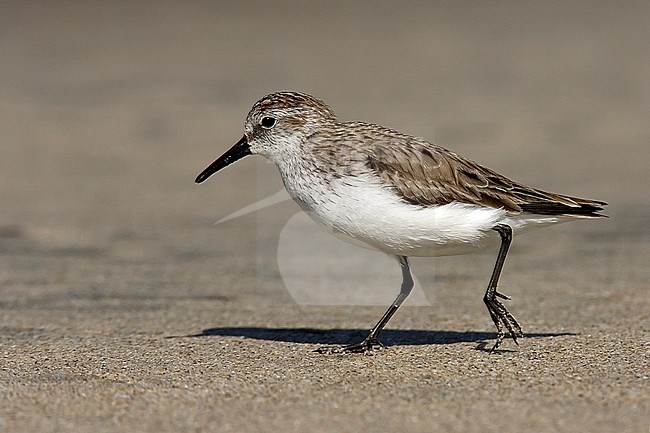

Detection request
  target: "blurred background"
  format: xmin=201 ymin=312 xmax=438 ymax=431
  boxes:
xmin=2 ymin=2 xmax=649 ymax=431
xmin=1 ymin=0 xmax=648 ymax=310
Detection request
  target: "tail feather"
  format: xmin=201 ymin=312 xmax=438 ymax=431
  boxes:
xmin=520 ymin=194 xmax=608 ymax=218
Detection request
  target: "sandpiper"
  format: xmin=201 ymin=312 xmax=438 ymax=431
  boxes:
xmin=195 ymin=92 xmax=607 ymax=353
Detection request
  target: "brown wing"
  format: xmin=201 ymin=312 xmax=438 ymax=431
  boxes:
xmin=366 ymin=139 xmax=607 ymax=217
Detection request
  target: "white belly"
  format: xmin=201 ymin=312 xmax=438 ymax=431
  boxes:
xmin=282 ymin=173 xmax=563 ymax=257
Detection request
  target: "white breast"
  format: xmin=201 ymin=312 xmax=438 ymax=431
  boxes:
xmin=281 ymin=169 xmax=563 ymax=257
xmin=284 ymin=172 xmax=483 ymax=255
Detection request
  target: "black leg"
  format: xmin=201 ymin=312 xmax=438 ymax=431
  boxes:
xmin=483 ymin=224 xmax=524 ymax=352
xmin=316 ymin=256 xmax=414 ymax=355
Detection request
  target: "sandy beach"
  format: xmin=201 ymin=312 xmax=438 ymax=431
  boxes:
xmin=1 ymin=2 xmax=648 ymax=432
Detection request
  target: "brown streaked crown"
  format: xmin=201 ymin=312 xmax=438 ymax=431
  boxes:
xmin=251 ymin=92 xmax=336 ymax=120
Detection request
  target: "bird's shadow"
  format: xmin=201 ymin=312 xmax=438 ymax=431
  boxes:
xmin=171 ymin=327 xmax=576 ymax=351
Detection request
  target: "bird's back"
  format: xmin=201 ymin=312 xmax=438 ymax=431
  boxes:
xmin=313 ymin=121 xmax=607 ymax=219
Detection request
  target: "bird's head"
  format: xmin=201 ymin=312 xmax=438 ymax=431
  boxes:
xmin=195 ymin=92 xmax=335 ymax=183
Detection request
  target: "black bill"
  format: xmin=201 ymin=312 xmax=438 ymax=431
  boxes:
xmin=195 ymin=135 xmax=251 ymax=183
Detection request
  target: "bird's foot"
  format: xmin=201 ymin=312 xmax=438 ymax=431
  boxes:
xmin=484 ymin=290 xmax=524 ymax=353
xmin=315 ymin=336 xmax=384 ymax=355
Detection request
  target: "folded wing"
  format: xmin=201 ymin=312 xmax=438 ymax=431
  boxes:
xmin=366 ymin=139 xmax=607 ymax=218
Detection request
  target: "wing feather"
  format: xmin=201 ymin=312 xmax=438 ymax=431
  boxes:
xmin=365 ymin=137 xmax=607 ymax=217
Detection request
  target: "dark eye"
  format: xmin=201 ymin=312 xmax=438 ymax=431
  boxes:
xmin=260 ymin=116 xmax=276 ymax=129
